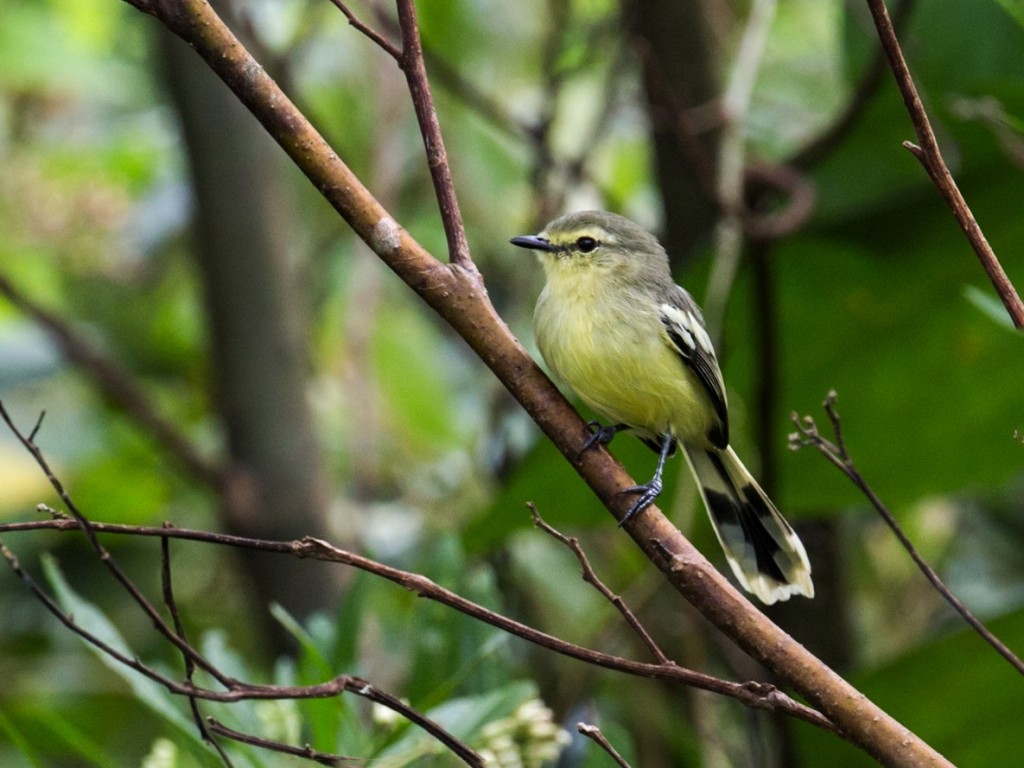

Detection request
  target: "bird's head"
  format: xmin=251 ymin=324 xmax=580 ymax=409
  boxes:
xmin=510 ymin=210 xmax=670 ymax=286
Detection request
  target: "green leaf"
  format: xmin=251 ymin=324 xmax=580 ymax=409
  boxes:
xmin=375 ymin=681 xmax=540 ymax=763
xmin=992 ymin=0 xmax=1024 ymax=29
xmin=962 ymin=284 xmax=1019 ymax=330
xmin=40 ymin=554 xmax=199 ymax=740
xmin=0 ymin=706 xmax=42 ymax=767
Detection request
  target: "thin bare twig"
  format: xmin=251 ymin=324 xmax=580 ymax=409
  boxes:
xmin=0 ymin=538 xmax=482 ymax=765
xmin=395 ymin=0 xmax=472 ymax=267
xmin=790 ymin=390 xmax=1024 ymax=677
xmin=328 ymin=0 xmax=400 ymax=60
xmin=0 ymin=515 xmax=836 ymax=733
xmin=4 ymin=412 xmax=475 ymax=765
xmin=0 ymin=402 xmax=233 ymax=687
xmin=865 ymin=0 xmax=1024 ymax=328
xmin=577 ymin=722 xmax=633 ymax=768
xmin=206 ymin=719 xmax=355 ymax=766
xmin=0 ymin=402 xmax=830 ymax=732
xmin=161 ymin=530 xmax=235 ymax=767
xmin=529 ymin=503 xmax=670 ymax=665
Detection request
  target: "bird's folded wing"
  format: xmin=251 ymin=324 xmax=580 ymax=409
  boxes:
xmin=658 ymin=290 xmax=729 ymax=447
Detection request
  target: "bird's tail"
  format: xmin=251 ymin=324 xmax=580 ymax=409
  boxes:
xmin=683 ymin=445 xmax=813 ymax=604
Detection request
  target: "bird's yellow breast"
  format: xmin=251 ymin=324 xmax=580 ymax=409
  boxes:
xmin=534 ymin=267 xmax=717 ymax=446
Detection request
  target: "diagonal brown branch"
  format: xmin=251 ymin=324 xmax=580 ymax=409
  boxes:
xmin=865 ymin=0 xmax=1024 ymax=328
xmin=205 ymin=718 xmax=355 ymax=766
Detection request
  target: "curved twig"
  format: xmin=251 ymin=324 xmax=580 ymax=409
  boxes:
xmin=0 ymin=540 xmax=482 ymax=766
xmin=328 ymin=0 xmax=400 ymax=60
xmin=0 ymin=402 xmax=233 ymax=687
xmin=205 ymin=719 xmax=354 ymax=766
xmin=790 ymin=391 xmax=1024 ymax=677
xmin=0 ymin=511 xmax=838 ymax=734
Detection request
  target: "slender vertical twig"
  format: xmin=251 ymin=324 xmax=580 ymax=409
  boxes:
xmin=865 ymin=0 xmax=1024 ymax=328
xmin=395 ymin=0 xmax=472 ymax=267
xmin=161 ymin=531 xmax=235 ymax=766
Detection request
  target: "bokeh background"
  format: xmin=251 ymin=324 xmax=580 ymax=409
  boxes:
xmin=1 ymin=0 xmax=1023 ymax=765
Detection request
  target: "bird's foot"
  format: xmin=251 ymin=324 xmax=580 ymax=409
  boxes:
xmin=618 ymin=477 xmax=664 ymax=527
xmin=579 ymin=421 xmax=626 ymax=458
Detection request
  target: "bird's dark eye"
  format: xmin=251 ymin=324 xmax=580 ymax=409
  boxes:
xmin=576 ymin=236 xmax=598 ymax=253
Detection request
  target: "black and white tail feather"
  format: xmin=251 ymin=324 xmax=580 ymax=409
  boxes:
xmin=684 ymin=446 xmax=813 ymax=604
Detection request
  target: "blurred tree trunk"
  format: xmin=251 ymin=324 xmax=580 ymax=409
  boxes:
xmin=157 ymin=5 xmax=337 ymax=650
xmin=627 ymin=0 xmax=721 ymax=267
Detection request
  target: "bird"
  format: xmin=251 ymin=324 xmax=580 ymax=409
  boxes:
xmin=510 ymin=210 xmax=813 ymax=604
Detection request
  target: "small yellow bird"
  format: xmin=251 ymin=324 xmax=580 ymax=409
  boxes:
xmin=512 ymin=210 xmax=813 ymax=604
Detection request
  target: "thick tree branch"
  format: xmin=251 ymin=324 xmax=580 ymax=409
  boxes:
xmin=106 ymin=1 xmax=951 ymax=764
xmin=865 ymin=0 xmax=1024 ymax=328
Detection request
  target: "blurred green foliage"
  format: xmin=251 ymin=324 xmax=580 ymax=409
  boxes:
xmin=0 ymin=0 xmax=1023 ymax=765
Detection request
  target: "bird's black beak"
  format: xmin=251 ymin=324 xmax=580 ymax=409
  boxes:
xmin=510 ymin=235 xmax=559 ymax=253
